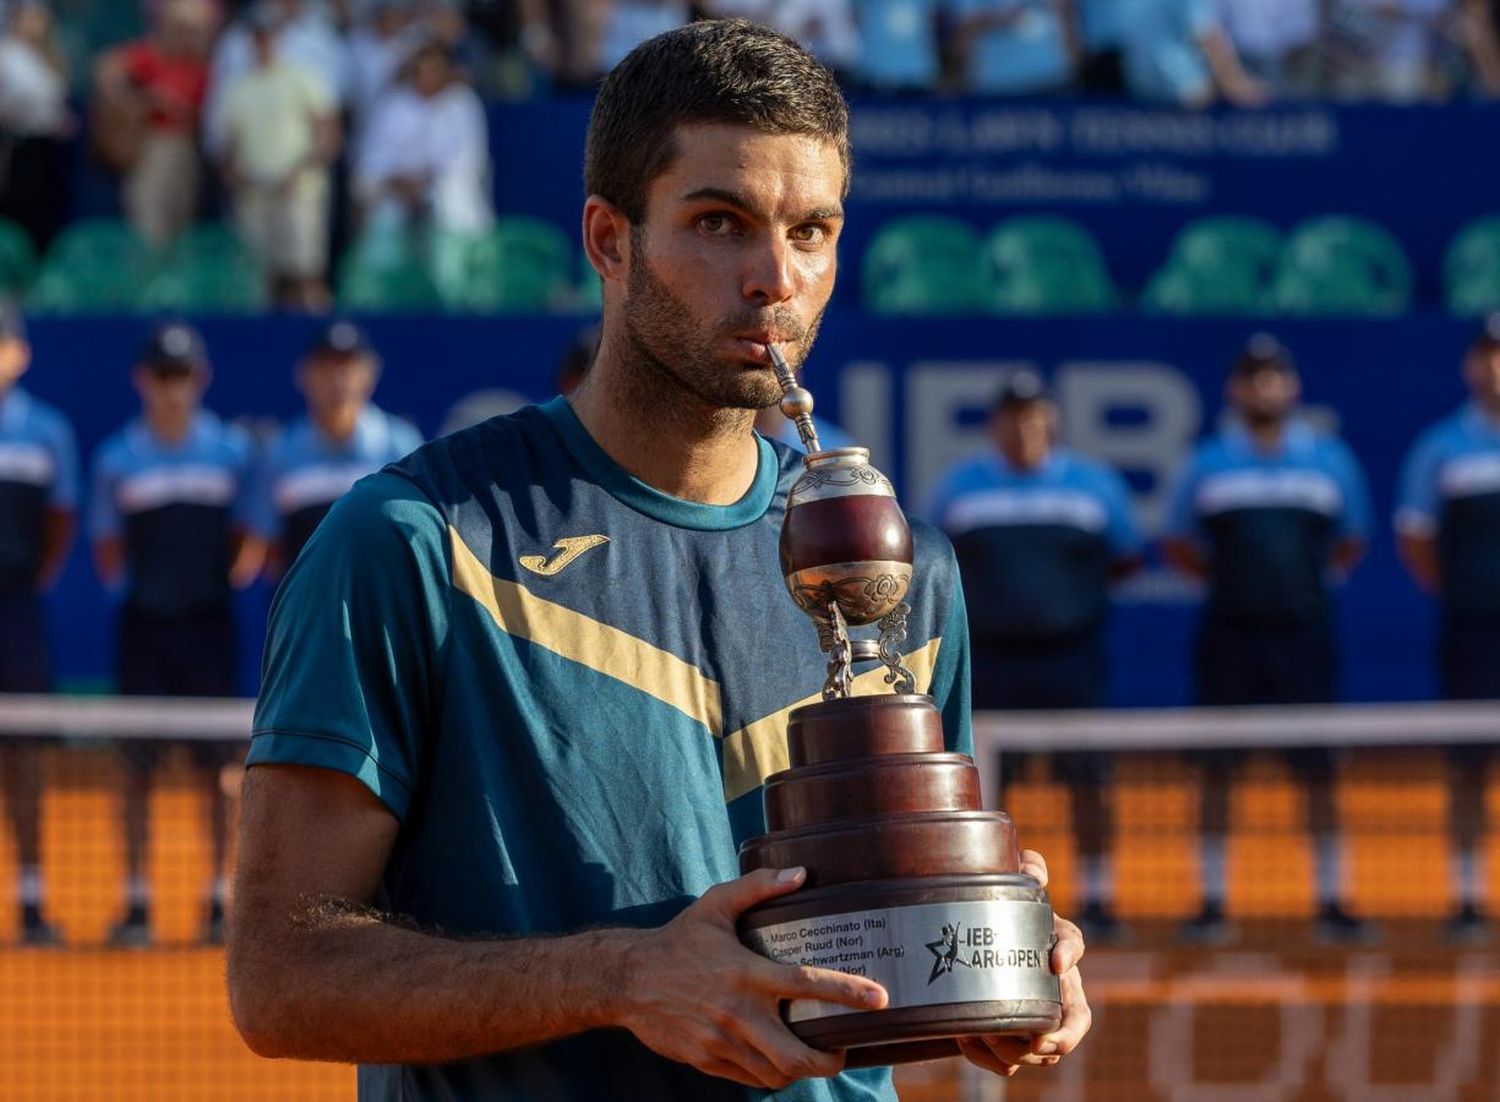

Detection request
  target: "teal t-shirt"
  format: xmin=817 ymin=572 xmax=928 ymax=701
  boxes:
xmin=249 ymin=397 xmax=973 ymax=1102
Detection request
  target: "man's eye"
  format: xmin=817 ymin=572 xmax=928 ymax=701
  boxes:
xmin=792 ymin=224 xmax=828 ymax=244
xmin=699 ymin=214 xmax=735 ymax=234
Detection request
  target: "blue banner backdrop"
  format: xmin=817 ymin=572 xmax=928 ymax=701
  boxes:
xmin=17 ymin=312 xmax=1480 ymax=706
xmin=479 ymin=99 xmax=1500 ymax=306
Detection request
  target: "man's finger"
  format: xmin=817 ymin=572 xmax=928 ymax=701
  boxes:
xmin=699 ymin=1054 xmax=774 ymax=1089
xmin=957 ymin=1036 xmax=1023 ymax=1078
xmin=1019 ymin=849 xmax=1049 ymax=888
xmin=1032 ymin=965 xmax=1092 ymax=1057
xmin=733 ymin=1012 xmax=846 ymax=1083
xmin=756 ymin=961 xmax=888 ymax=1012
xmin=697 ymin=867 xmax=806 ymax=922
xmin=1052 ymin=915 xmax=1085 ymax=974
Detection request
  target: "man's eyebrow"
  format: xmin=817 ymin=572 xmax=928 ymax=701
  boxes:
xmin=680 ymin=187 xmax=844 ymax=223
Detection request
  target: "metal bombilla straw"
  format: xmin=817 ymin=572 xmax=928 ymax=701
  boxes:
xmin=767 ymin=344 xmax=822 ymax=457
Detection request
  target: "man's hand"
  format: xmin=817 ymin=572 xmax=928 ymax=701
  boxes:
xmin=613 ymin=867 xmax=889 ymax=1090
xmin=957 ymin=850 xmax=1091 ymax=1078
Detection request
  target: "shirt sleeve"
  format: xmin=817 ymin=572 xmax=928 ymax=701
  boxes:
xmin=1329 ymin=440 xmax=1371 ymax=541
xmin=920 ymin=528 xmax=972 ymax=758
xmin=88 ymin=446 xmax=121 ymax=540
xmin=247 ymin=471 xmax=450 ymax=821
xmin=1394 ymin=429 xmax=1444 ymax=537
xmin=1097 ymin=466 xmax=1142 ymax=558
xmin=46 ymin=413 xmax=79 ymax=511
xmin=1161 ymin=449 xmax=1203 ymax=541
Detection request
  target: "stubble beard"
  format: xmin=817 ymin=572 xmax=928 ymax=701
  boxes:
xmin=618 ymin=234 xmax=825 ymax=426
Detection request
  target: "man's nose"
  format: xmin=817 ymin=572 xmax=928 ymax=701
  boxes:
xmin=742 ymin=238 xmax=797 ymax=305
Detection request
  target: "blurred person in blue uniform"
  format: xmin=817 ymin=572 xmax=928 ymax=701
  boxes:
xmin=927 ymin=371 xmax=1141 ymax=942
xmin=250 ymin=321 xmax=422 ymax=573
xmin=1120 ymin=0 xmax=1269 ymax=105
xmin=1164 ymin=336 xmax=1372 ymax=945
xmin=0 ymin=306 xmax=75 ymax=946
xmin=1395 ymin=319 xmax=1500 ymax=943
xmin=90 ymin=323 xmax=262 ymax=947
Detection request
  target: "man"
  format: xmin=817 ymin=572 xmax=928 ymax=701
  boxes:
xmin=948 ymin=0 xmax=1077 ymax=95
xmin=228 ymin=21 xmax=1089 ymax=1100
xmin=1395 ymin=319 xmax=1500 ymax=943
xmin=90 ymin=322 xmax=260 ymax=947
xmin=1163 ymin=335 xmax=1372 ymax=945
xmin=214 ymin=2 xmax=341 ymax=309
xmin=0 ymin=307 xmax=75 ymax=946
xmin=250 ymin=321 xmax=423 ymax=572
xmin=927 ymin=370 xmax=1141 ymax=943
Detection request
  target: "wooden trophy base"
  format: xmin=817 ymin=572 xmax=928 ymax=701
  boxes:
xmin=737 ymin=696 xmax=1062 ymax=1065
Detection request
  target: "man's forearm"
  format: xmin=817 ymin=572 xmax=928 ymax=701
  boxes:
xmin=230 ymin=900 xmax=638 ymax=1064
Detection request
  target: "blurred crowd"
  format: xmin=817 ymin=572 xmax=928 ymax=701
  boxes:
xmin=0 ymin=0 xmax=1491 ymax=307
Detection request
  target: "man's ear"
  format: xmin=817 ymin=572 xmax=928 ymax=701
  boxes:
xmin=582 ymin=195 xmax=631 ymax=285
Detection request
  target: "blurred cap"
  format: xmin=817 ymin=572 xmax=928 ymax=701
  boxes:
xmin=0 ymin=301 xmax=27 ymax=343
xmin=1231 ymin=332 xmax=1295 ymax=378
xmin=1471 ymin=314 xmax=1500 ymax=355
xmin=992 ymin=369 xmax=1050 ymax=411
xmin=307 ymin=319 xmax=375 ymax=360
xmin=141 ymin=321 xmax=207 ymax=373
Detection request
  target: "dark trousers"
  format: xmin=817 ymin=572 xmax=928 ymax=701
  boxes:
xmin=0 ymin=590 xmax=48 ymax=693
xmin=975 ymin=632 xmax=1112 ymax=786
xmin=116 ymin=606 xmax=240 ymax=771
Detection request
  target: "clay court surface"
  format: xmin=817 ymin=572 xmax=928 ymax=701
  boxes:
xmin=0 ymin=746 xmax=1495 ymax=1100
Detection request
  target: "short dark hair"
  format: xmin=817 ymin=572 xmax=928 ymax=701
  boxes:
xmin=584 ymin=19 xmax=851 ymax=223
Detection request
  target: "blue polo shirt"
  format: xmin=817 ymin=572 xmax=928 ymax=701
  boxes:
xmin=0 ymin=386 xmax=77 ymax=596
xmin=855 ymin=0 xmax=942 ymax=88
xmin=90 ymin=412 xmax=256 ymax=617
xmin=1165 ymin=421 xmax=1370 ymax=625
xmin=1396 ymin=403 xmax=1500 ymax=623
xmin=250 ymin=397 xmax=971 ymax=1101
xmin=926 ymin=446 xmax=1139 ymax=643
xmin=250 ymin=406 xmax=422 ymax=564
xmin=950 ymin=0 xmax=1074 ymax=94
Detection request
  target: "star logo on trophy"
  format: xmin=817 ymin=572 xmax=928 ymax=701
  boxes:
xmin=926 ymin=922 xmax=968 ymax=985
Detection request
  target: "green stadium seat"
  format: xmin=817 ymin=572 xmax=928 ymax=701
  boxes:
xmin=135 ymin=223 xmax=267 ymax=312
xmin=338 ymin=257 xmax=445 ymax=312
xmin=447 ymin=218 xmax=574 ymax=312
xmin=1168 ymin=216 xmax=1283 ymax=278
xmin=0 ymin=219 xmax=36 ymax=295
xmin=1141 ymin=265 xmax=1266 ymax=315
xmin=1269 ymin=216 xmax=1412 ymax=315
xmin=983 ymin=216 xmax=1117 ymax=314
xmin=862 ymin=215 xmax=986 ymax=315
xmin=1444 ymin=216 xmax=1500 ymax=315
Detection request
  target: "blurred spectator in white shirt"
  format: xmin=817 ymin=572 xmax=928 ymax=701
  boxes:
xmin=205 ymin=0 xmax=347 ymax=156
xmin=0 ymin=1 xmax=71 ymax=251
xmin=1216 ymin=0 xmax=1320 ymax=92
xmin=216 ymin=5 xmax=341 ymax=309
xmin=849 ymin=0 xmax=944 ymax=90
xmin=1327 ymin=0 xmax=1458 ymax=100
xmin=950 ymin=0 xmax=1078 ymax=94
xmin=354 ymin=39 xmax=492 ymax=283
xmin=348 ymin=0 xmax=423 ymax=123
xmin=703 ymin=0 xmax=860 ymax=72
xmin=596 ymin=0 xmax=688 ymax=75
xmin=1121 ymin=0 xmax=1269 ymax=104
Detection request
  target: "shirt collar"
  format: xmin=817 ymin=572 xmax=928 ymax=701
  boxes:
xmin=130 ymin=410 xmax=212 ymax=454
xmin=0 ymin=385 xmax=29 ymax=433
xmin=542 ymin=396 xmax=779 ymax=532
xmin=310 ymin=406 xmax=382 ymax=456
xmin=1223 ymin=417 xmax=1315 ymax=460
xmin=1461 ymin=402 xmax=1500 ymax=442
xmin=991 ymin=447 xmax=1065 ymax=480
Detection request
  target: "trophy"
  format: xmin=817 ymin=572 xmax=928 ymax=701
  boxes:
xmin=737 ymin=348 xmax=1062 ymax=1068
